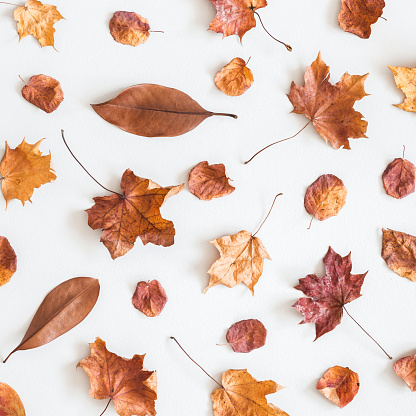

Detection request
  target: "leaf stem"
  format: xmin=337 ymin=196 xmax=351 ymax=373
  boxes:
xmin=253 ymin=11 xmax=292 ymax=52
xmin=170 ymin=337 xmax=223 ymax=388
xmin=253 ymin=193 xmax=283 ymax=237
xmin=245 ymin=121 xmax=311 ymax=164
xmin=212 ymin=112 xmax=238 ymax=119
xmin=3 ymin=350 xmax=14 ymax=363
xmin=18 ymin=75 xmax=26 ymax=84
xmin=0 ymin=2 xmax=20 ymax=6
xmin=403 ymin=145 xmax=406 ymax=160
xmin=149 ymin=30 xmax=164 ymax=33
xmin=343 ymin=307 xmax=392 ymax=359
xmin=99 ymin=399 xmax=112 ymax=416
xmin=61 ymin=130 xmax=123 ymax=197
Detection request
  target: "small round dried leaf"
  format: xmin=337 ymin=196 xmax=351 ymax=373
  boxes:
xmin=226 ymin=319 xmax=267 ymax=353
xmin=215 ymin=58 xmax=254 ymax=96
xmin=0 ymin=236 xmax=17 ymax=287
xmin=132 ymin=280 xmax=167 ymax=317
xmin=110 ymin=11 xmax=150 ymax=46
xmin=382 ymin=158 xmax=415 ymax=199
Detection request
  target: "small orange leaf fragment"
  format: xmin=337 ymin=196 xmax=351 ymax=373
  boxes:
xmin=389 ymin=66 xmax=416 ymax=113
xmin=394 ymin=353 xmax=416 ymax=391
xmin=0 ymin=236 xmax=17 ymax=287
xmin=0 ymin=382 xmax=26 ymax=416
xmin=110 ymin=11 xmax=150 ymax=46
xmin=215 ymin=58 xmax=254 ymax=96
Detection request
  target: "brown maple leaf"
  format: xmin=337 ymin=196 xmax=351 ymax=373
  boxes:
xmin=110 ymin=11 xmax=151 ymax=46
xmin=87 ymin=169 xmax=184 ymax=260
xmin=0 ymin=236 xmax=17 ymax=287
xmin=226 ymin=319 xmax=267 ymax=353
xmin=382 ymin=156 xmax=415 ymax=199
xmin=394 ymin=353 xmax=416 ymax=391
xmin=0 ymin=139 xmax=56 ymax=207
xmin=77 ymin=337 xmax=157 ymax=416
xmin=338 ymin=0 xmax=385 ymax=39
xmin=215 ymin=58 xmax=254 ymax=96
xmin=389 ymin=66 xmax=416 ymax=112
xmin=0 ymin=383 xmax=26 ymax=416
xmin=316 ymin=366 xmax=359 ymax=408
xmin=132 ymin=280 xmax=168 ymax=317
xmin=288 ymin=52 xmax=368 ymax=150
xmin=14 ymin=0 xmax=64 ymax=48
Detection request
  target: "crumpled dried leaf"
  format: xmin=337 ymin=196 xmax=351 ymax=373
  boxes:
xmin=211 ymin=369 xmax=288 ymax=416
xmin=21 ymin=74 xmax=63 ymax=113
xmin=382 ymin=157 xmax=415 ymax=199
xmin=394 ymin=353 xmax=416 ymax=391
xmin=0 ymin=383 xmax=26 ymax=416
xmin=389 ymin=66 xmax=416 ymax=113
xmin=288 ymin=52 xmax=368 ymax=149
xmin=78 ymin=337 xmax=157 ymax=416
xmin=0 ymin=236 xmax=17 ymax=287
xmin=293 ymin=247 xmax=367 ymax=340
xmin=205 ymin=230 xmax=270 ymax=295
xmin=215 ymin=58 xmax=254 ymax=96
xmin=110 ymin=11 xmax=150 ymax=46
xmin=338 ymin=0 xmax=385 ymax=39
xmin=132 ymin=280 xmax=167 ymax=317
xmin=92 ymin=84 xmax=237 ymax=137
xmin=317 ymin=366 xmax=359 ymax=408
xmin=87 ymin=169 xmax=184 ymax=259
xmin=381 ymin=228 xmax=416 ymax=282
xmin=4 ymin=277 xmax=100 ymax=363
xmin=226 ymin=319 xmax=267 ymax=353
xmin=0 ymin=139 xmax=56 ymax=208
xmin=188 ymin=161 xmax=235 ymax=201
xmin=208 ymin=0 xmax=266 ymax=41
xmin=304 ymin=174 xmax=347 ymax=224
xmin=14 ymin=0 xmax=63 ymax=48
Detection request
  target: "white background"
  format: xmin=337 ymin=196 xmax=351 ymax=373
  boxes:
xmin=0 ymin=0 xmax=415 ymax=415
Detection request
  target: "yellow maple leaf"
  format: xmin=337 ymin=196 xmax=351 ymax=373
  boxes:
xmin=389 ymin=65 xmax=416 ymax=112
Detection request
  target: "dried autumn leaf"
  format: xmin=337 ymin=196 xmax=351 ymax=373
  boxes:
xmin=0 ymin=383 xmax=26 ymax=416
xmin=92 ymin=84 xmax=237 ymax=137
xmin=389 ymin=66 xmax=416 ymax=112
xmin=288 ymin=52 xmax=368 ymax=149
xmin=132 ymin=280 xmax=168 ymax=317
xmin=215 ymin=58 xmax=254 ymax=96
xmin=304 ymin=174 xmax=347 ymax=226
xmin=394 ymin=353 xmax=416 ymax=391
xmin=14 ymin=0 xmax=63 ymax=48
xmin=21 ymin=74 xmax=63 ymax=113
xmin=293 ymin=247 xmax=367 ymax=340
xmin=110 ymin=11 xmax=150 ymax=46
xmin=4 ymin=277 xmax=100 ymax=363
xmin=338 ymin=0 xmax=385 ymax=39
xmin=87 ymin=169 xmax=184 ymax=259
xmin=188 ymin=161 xmax=235 ymax=201
xmin=381 ymin=228 xmax=416 ymax=282
xmin=382 ymin=157 xmax=415 ymax=199
xmin=226 ymin=319 xmax=267 ymax=353
xmin=0 ymin=139 xmax=56 ymax=208
xmin=317 ymin=366 xmax=359 ymax=408
xmin=0 ymin=236 xmax=17 ymax=287
xmin=78 ymin=337 xmax=157 ymax=416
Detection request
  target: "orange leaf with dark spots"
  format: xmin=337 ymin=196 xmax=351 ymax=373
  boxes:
xmin=0 ymin=383 xmax=26 ymax=416
xmin=110 ymin=11 xmax=150 ymax=46
xmin=0 ymin=236 xmax=17 ymax=287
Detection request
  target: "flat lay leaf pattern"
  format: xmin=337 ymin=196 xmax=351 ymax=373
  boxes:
xmin=0 ymin=236 xmax=17 ymax=287
xmin=110 ymin=11 xmax=150 ymax=46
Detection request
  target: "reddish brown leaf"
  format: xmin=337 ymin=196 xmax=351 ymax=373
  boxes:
xmin=87 ymin=169 xmax=184 ymax=259
xmin=338 ymin=0 xmax=385 ymax=39
xmin=21 ymin=74 xmax=63 ymax=113
xmin=110 ymin=11 xmax=150 ymax=46
xmin=382 ymin=158 xmax=415 ymax=199
xmin=287 ymin=52 xmax=368 ymax=150
xmin=215 ymin=58 xmax=254 ymax=96
xmin=78 ymin=338 xmax=157 ymax=416
xmin=293 ymin=247 xmax=367 ymax=340
xmin=226 ymin=319 xmax=267 ymax=353
xmin=394 ymin=353 xmax=416 ymax=391
xmin=132 ymin=280 xmax=167 ymax=317
xmin=0 ymin=383 xmax=26 ymax=416
xmin=188 ymin=161 xmax=235 ymax=201
xmin=0 ymin=236 xmax=17 ymax=287
xmin=317 ymin=366 xmax=359 ymax=408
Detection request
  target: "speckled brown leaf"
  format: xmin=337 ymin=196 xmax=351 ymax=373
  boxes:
xmin=110 ymin=11 xmax=150 ymax=46
xmin=0 ymin=236 xmax=17 ymax=287
xmin=132 ymin=280 xmax=167 ymax=317
xmin=389 ymin=66 xmax=416 ymax=113
xmin=14 ymin=0 xmax=63 ymax=48
xmin=226 ymin=319 xmax=267 ymax=353
xmin=0 ymin=383 xmax=26 ymax=416
xmin=338 ymin=0 xmax=385 ymax=39
xmin=304 ymin=174 xmax=347 ymax=224
xmin=394 ymin=353 xmax=416 ymax=391
xmin=381 ymin=228 xmax=416 ymax=281
xmin=382 ymin=157 xmax=415 ymax=199
xmin=211 ymin=369 xmax=287 ymax=416
xmin=77 ymin=338 xmax=157 ymax=416
xmin=21 ymin=74 xmax=63 ymax=113
xmin=188 ymin=161 xmax=235 ymax=201
xmin=205 ymin=230 xmax=270 ymax=295
xmin=87 ymin=169 xmax=184 ymax=259
xmin=288 ymin=52 xmax=368 ymax=149
xmin=317 ymin=366 xmax=359 ymax=408
xmin=0 ymin=139 xmax=56 ymax=207
xmin=215 ymin=58 xmax=254 ymax=96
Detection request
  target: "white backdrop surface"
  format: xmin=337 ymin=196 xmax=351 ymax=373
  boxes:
xmin=0 ymin=0 xmax=416 ymax=415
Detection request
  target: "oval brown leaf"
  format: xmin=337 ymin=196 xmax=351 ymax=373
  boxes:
xmin=110 ymin=11 xmax=150 ymax=46
xmin=215 ymin=58 xmax=254 ymax=96
xmin=0 ymin=383 xmax=26 ymax=416
xmin=91 ymin=84 xmax=237 ymax=137
xmin=0 ymin=236 xmax=17 ymax=287
xmin=382 ymin=158 xmax=415 ymax=199
xmin=4 ymin=277 xmax=100 ymax=363
xmin=132 ymin=280 xmax=168 ymax=317
xmin=226 ymin=319 xmax=267 ymax=353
